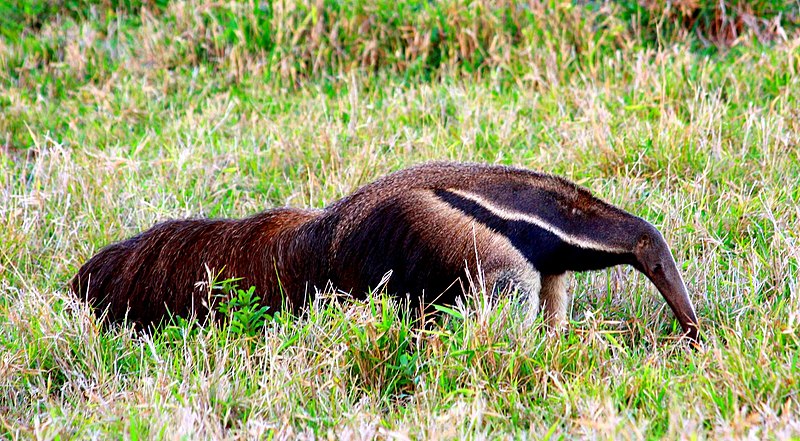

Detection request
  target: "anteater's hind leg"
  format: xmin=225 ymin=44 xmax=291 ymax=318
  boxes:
xmin=540 ymin=273 xmax=570 ymax=328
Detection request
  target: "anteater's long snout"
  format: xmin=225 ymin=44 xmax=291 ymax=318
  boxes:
xmin=650 ymin=263 xmax=699 ymax=343
xmin=637 ymin=239 xmax=699 ymax=343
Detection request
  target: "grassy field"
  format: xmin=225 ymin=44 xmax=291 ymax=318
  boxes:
xmin=2 ymin=0 xmax=800 ymax=439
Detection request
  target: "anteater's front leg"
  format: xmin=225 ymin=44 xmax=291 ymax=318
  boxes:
xmin=540 ymin=273 xmax=570 ymax=329
xmin=483 ymin=258 xmax=542 ymax=319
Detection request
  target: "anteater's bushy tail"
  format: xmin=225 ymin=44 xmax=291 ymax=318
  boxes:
xmin=71 ymin=209 xmax=324 ymax=327
xmin=71 ymin=236 xmax=141 ymax=323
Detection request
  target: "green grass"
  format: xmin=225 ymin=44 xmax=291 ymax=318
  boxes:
xmin=1 ymin=0 xmax=800 ymax=438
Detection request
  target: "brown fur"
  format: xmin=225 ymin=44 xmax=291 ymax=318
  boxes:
xmin=72 ymin=162 xmax=697 ymax=338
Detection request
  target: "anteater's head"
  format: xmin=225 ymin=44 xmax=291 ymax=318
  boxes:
xmin=630 ymin=226 xmax=699 ymax=343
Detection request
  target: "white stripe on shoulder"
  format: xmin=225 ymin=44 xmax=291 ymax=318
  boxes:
xmin=445 ymin=189 xmax=628 ymax=254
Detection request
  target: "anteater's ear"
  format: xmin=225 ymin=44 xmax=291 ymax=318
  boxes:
xmin=636 ymin=233 xmax=651 ymax=250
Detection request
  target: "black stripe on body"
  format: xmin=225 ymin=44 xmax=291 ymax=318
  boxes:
xmin=433 ymin=189 xmax=633 ymax=274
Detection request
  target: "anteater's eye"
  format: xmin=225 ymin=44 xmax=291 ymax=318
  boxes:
xmin=571 ymin=207 xmax=584 ymax=217
xmin=653 ymin=263 xmax=663 ymax=273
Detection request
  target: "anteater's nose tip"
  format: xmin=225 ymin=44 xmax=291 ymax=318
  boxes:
xmin=683 ymin=323 xmax=700 ymax=348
